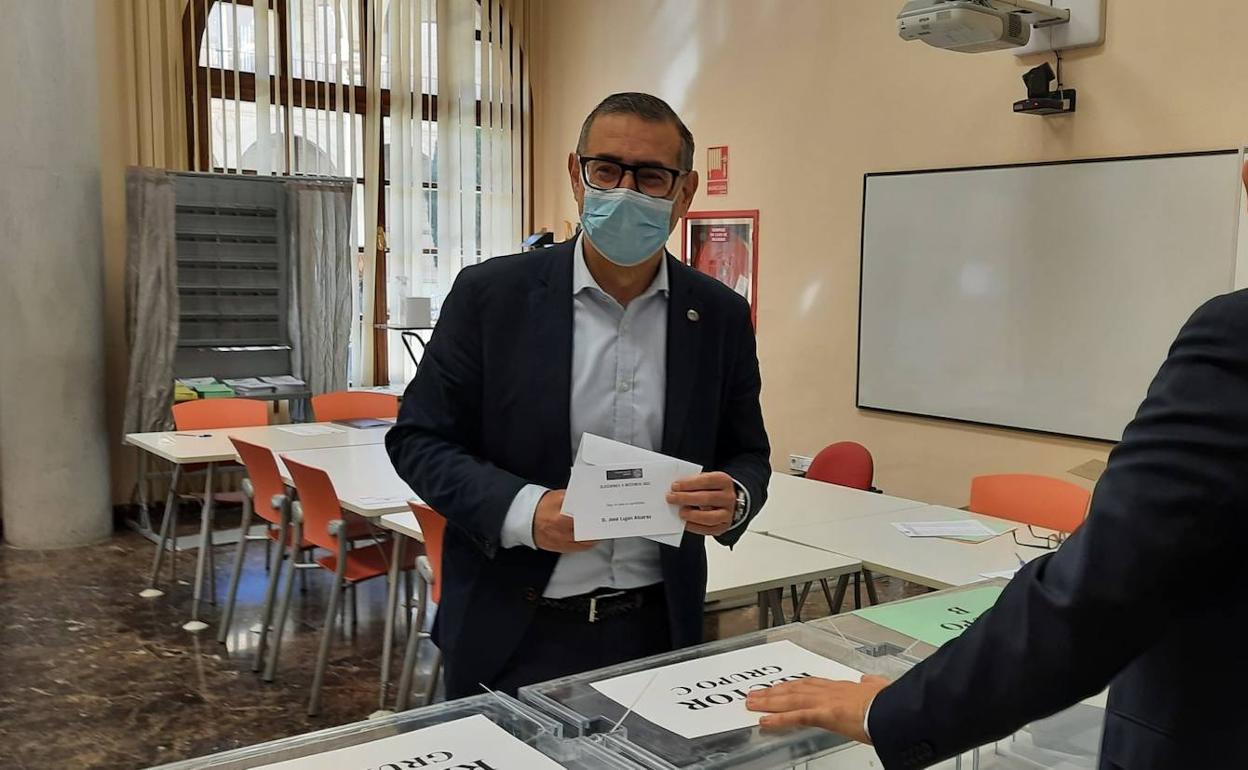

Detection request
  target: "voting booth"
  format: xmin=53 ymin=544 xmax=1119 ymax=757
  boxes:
xmin=149 ymin=693 xmax=635 ymax=770
xmin=807 ymin=580 xmax=1106 ymax=769
xmin=519 ymin=624 xmax=915 ymax=769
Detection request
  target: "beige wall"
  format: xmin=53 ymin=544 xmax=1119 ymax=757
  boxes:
xmin=529 ymin=0 xmax=1248 ymax=506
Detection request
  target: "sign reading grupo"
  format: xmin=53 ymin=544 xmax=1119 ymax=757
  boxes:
xmin=591 ymin=640 xmax=866 ymax=740
xmin=255 ymin=715 xmax=562 ymax=770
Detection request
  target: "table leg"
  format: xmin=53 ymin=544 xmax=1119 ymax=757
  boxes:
xmin=769 ymin=588 xmax=787 ymax=627
xmin=379 ymin=535 xmax=406 ymax=710
xmin=862 ymin=568 xmax=880 ymax=605
xmin=143 ymin=464 xmax=183 ymax=598
xmin=829 ymin=574 xmax=850 ymax=614
xmin=137 ymin=450 xmax=151 ymax=533
xmin=184 ymin=462 xmax=216 ymax=632
xmin=756 ymin=591 xmax=769 ymax=630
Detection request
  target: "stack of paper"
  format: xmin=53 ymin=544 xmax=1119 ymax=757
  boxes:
xmin=892 ymin=519 xmax=1007 ymax=542
xmin=223 ymin=377 xmax=278 ymax=396
xmin=178 ymin=377 xmax=235 ymax=399
xmin=259 ymin=374 xmax=308 ymax=394
xmin=173 ymin=381 xmax=198 ymax=402
xmin=562 ymin=434 xmax=701 ymax=547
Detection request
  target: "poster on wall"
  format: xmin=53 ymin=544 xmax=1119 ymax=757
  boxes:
xmin=707 ymin=146 xmax=729 ymax=195
xmin=682 ymin=209 xmax=759 ymax=327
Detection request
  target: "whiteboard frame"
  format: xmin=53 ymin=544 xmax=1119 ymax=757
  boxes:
xmin=855 ymin=148 xmax=1243 ymax=444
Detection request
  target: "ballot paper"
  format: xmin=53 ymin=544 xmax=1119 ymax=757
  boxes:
xmin=563 ymin=434 xmax=701 ymax=546
xmin=893 ymin=519 xmax=998 ymax=539
xmin=276 ymin=424 xmax=344 ymax=437
xmin=979 ymin=567 xmax=1021 ymax=581
xmin=590 ymin=640 xmax=866 ymax=740
xmin=254 ymin=714 xmax=562 ymax=769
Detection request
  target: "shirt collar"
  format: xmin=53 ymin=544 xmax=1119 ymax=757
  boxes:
xmin=573 ymin=234 xmax=670 ymax=299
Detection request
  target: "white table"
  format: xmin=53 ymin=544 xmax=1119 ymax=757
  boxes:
xmin=769 ymin=505 xmax=1043 ymax=590
xmin=753 ymin=473 xmax=929 ymax=534
xmin=274 ymin=444 xmax=417 ymax=517
xmin=705 ymin=531 xmax=861 ymax=628
xmin=124 ymin=420 xmax=395 ymax=629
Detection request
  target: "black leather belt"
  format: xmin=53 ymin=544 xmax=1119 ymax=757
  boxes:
xmin=529 ymin=583 xmax=665 ymax=624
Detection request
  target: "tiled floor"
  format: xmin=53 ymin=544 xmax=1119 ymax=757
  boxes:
xmin=0 ymin=504 xmax=924 ymax=770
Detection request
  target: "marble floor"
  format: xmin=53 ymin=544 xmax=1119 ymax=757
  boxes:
xmin=0 ymin=504 xmax=922 ymax=770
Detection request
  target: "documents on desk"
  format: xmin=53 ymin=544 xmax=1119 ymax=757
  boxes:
xmin=563 ymin=434 xmax=700 ymax=547
xmin=591 ymin=640 xmax=865 ymax=740
xmin=893 ymin=519 xmax=1000 ymax=539
xmin=275 ymin=424 xmax=344 ymax=437
xmin=253 ymin=714 xmax=562 ymax=769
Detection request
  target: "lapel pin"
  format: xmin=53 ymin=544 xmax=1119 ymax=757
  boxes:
xmin=687 ymin=309 xmax=700 ymax=322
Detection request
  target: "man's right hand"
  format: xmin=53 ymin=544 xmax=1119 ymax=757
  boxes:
xmin=532 ymin=490 xmax=597 ymax=553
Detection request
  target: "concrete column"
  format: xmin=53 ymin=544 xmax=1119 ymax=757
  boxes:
xmin=0 ymin=0 xmax=112 ymax=548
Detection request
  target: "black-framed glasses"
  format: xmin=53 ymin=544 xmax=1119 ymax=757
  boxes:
xmin=1012 ymin=525 xmax=1063 ymax=550
xmin=579 ymin=156 xmax=686 ymax=199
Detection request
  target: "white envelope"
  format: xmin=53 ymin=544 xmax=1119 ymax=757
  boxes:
xmin=564 ymin=434 xmax=702 ymax=546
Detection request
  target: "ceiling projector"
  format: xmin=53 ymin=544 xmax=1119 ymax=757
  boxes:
xmin=898 ymin=0 xmax=1032 ymax=53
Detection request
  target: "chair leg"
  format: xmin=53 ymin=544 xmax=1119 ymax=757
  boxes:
xmin=403 ymin=570 xmax=414 ymax=636
xmin=264 ymin=537 xmax=273 ymax=573
xmin=187 ymin=463 xmax=217 ymax=627
xmin=396 ymin=573 xmax=428 ymax=711
xmin=379 ymin=536 xmax=406 ymax=710
xmin=205 ymin=504 xmax=217 ymax=607
xmin=829 ymin=575 xmax=850 ymax=614
xmin=217 ymin=496 xmax=254 ymax=644
xmin=252 ymin=538 xmax=287 ymax=672
xmin=299 ymin=550 xmax=310 ymax=595
xmin=264 ymin=521 xmax=303 ymax=682
xmin=309 ymin=570 xmax=346 ymax=717
xmin=146 ymin=465 xmax=183 ymax=591
xmin=349 ymin=584 xmax=359 ymax=637
xmin=862 ymin=568 xmax=881 ymax=605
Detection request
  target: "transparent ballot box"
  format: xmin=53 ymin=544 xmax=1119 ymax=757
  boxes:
xmin=148 ymin=692 xmax=636 ymax=770
xmin=807 ymin=579 xmax=1105 ymax=769
xmin=519 ymin=623 xmax=915 ymax=770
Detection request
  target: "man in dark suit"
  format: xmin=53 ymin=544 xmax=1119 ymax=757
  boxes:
xmin=387 ymin=92 xmax=770 ymax=700
xmin=747 ymin=167 xmax=1248 ymax=768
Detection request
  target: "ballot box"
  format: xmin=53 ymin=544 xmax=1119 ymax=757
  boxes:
xmin=519 ymin=623 xmax=915 ymax=770
xmin=806 ymin=580 xmax=1105 ymax=769
xmin=148 ymin=692 xmax=637 ymax=770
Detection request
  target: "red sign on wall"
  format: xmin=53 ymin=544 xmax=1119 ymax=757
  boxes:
xmin=707 ymin=146 xmax=728 ymax=196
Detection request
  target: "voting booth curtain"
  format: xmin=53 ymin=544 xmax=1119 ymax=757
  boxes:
xmin=123 ymin=167 xmax=180 ymax=436
xmin=286 ymin=179 xmax=354 ymax=422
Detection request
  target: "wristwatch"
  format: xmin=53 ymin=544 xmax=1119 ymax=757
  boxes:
xmin=731 ymin=484 xmax=749 ymax=526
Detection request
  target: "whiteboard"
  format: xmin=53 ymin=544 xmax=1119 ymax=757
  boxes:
xmin=857 ymin=150 xmax=1245 ymax=442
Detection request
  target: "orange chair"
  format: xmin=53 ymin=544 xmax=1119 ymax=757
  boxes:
xmin=396 ymin=503 xmax=445 ymax=710
xmin=310 ymin=391 xmax=399 ymax=422
xmin=969 ymin=474 xmax=1090 ymax=548
xmin=147 ymin=398 xmax=269 ymax=607
xmin=277 ymin=457 xmax=418 ymax=716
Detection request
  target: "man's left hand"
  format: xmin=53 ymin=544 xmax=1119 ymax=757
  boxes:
xmin=668 ymin=471 xmax=737 ymax=537
xmin=746 ymin=675 xmax=891 ymax=744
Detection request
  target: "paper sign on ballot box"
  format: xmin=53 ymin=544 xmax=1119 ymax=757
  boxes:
xmin=591 ymin=641 xmax=866 ymax=740
xmin=254 ymin=714 xmax=562 ymax=770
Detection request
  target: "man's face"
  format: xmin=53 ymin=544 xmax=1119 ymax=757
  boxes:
xmin=567 ymin=112 xmax=700 ymax=233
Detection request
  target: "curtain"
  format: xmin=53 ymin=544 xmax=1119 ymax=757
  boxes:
xmin=286 ymin=179 xmax=354 ymax=422
xmin=122 ymin=168 xmax=180 ymax=434
xmin=120 ymin=0 xmax=190 ymax=170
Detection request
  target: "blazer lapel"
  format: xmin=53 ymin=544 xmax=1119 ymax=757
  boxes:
xmin=662 ymin=254 xmax=704 ymax=457
xmin=528 ymin=243 xmax=575 ymax=475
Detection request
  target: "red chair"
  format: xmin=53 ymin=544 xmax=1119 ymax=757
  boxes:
xmin=279 ymin=457 xmax=418 ymax=716
xmin=396 ymin=503 xmax=446 ymax=709
xmin=310 ymin=391 xmax=399 ymax=422
xmin=804 ymin=441 xmax=882 ymax=614
xmin=807 ymin=441 xmax=878 ymax=492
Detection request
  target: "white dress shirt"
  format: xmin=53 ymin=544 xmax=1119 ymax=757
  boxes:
xmin=500 ymin=235 xmax=670 ymax=598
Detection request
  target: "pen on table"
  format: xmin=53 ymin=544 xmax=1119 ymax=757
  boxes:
xmin=175 ymin=433 xmax=213 ymax=438
xmin=1015 ymin=552 xmax=1026 ymax=569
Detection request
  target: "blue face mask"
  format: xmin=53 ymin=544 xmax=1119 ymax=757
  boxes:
xmin=580 ymin=186 xmax=675 ymax=267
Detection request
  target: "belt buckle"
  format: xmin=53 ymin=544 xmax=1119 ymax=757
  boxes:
xmin=588 ymin=590 xmax=627 ymax=623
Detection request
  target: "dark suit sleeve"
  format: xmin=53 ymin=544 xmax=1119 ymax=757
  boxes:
xmin=715 ymin=298 xmax=771 ymax=548
xmin=868 ymin=293 xmax=1248 ymax=768
xmin=386 ymin=269 xmax=527 ymax=557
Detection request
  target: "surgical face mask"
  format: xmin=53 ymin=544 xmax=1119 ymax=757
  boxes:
xmin=580 ymin=186 xmax=675 ymax=267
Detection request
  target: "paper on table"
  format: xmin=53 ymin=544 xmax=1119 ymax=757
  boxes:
xmin=979 ymin=567 xmax=1021 ymax=581
xmin=253 ymin=714 xmax=562 ymax=770
xmin=853 ymin=585 xmax=1004 ymax=647
xmin=276 ymin=424 xmax=344 ymax=436
xmin=590 ymin=640 xmax=865 ymax=740
xmin=564 ymin=434 xmax=702 ymax=546
xmin=357 ymin=494 xmax=413 ymax=506
xmin=893 ymin=519 xmax=998 ymax=539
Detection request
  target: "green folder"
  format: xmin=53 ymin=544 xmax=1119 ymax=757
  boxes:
xmin=852 ymin=585 xmax=1004 ymax=647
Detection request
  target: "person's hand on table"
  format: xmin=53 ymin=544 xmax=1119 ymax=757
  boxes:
xmin=746 ymin=675 xmax=891 ymax=744
xmin=532 ymin=489 xmax=597 ymax=553
xmin=667 ymin=471 xmax=737 ymax=536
